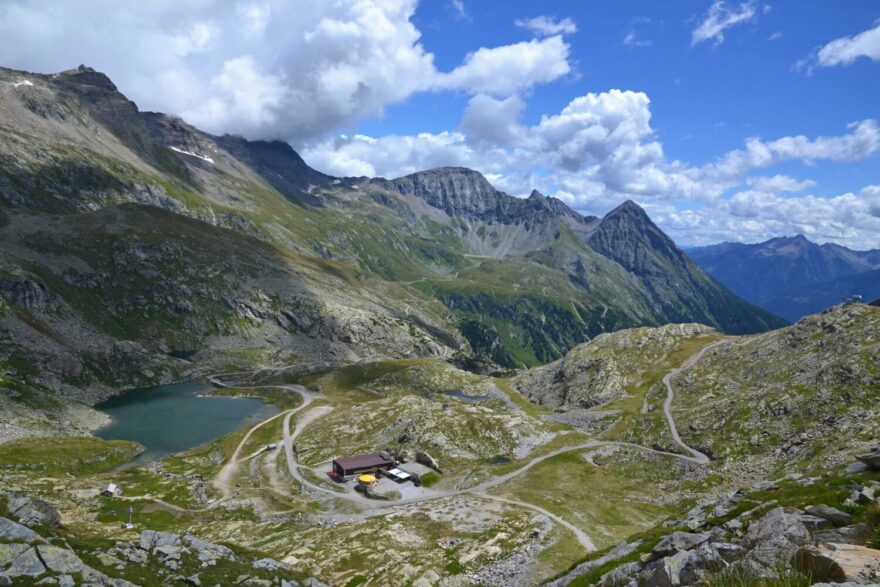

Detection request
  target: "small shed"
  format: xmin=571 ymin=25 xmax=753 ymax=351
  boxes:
xmin=385 ymin=468 xmax=412 ymax=483
xmin=332 ymin=452 xmax=396 ymax=477
xmin=101 ymin=483 xmax=123 ymax=497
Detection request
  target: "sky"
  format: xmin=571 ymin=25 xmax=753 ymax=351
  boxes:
xmin=0 ymin=0 xmax=879 ymax=248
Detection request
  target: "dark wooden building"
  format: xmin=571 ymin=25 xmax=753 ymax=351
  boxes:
xmin=331 ymin=452 xmax=396 ymax=477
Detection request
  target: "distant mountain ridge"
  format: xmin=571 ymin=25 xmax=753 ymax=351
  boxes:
xmin=689 ymin=235 xmax=880 ymax=321
xmin=0 ymin=64 xmax=783 ymax=392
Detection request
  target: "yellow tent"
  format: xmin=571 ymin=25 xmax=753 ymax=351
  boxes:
xmin=358 ymin=474 xmax=377 ymax=484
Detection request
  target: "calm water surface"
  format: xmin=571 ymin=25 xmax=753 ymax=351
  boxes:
xmin=95 ymin=381 xmax=277 ymax=466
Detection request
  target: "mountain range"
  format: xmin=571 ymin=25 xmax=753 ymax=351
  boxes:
xmin=0 ymin=64 xmax=782 ymax=405
xmin=1 ymin=64 xmax=879 ymax=587
xmin=689 ymin=235 xmax=880 ymax=322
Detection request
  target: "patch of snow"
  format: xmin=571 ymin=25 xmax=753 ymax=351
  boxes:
xmin=13 ymin=80 xmax=34 ymax=88
xmin=168 ymin=146 xmax=215 ymax=164
xmin=331 ymin=179 xmax=342 ymax=185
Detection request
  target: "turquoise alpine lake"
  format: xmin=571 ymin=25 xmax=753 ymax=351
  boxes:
xmin=95 ymin=381 xmax=278 ymax=466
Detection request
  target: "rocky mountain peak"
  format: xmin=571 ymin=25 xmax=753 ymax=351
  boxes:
xmin=588 ymin=198 xmax=694 ymax=283
xmin=385 ymin=167 xmax=508 ymax=219
xmin=605 ymin=199 xmax=650 ymax=221
xmin=55 ymin=64 xmax=117 ymax=91
xmin=528 ymin=189 xmax=545 ymax=200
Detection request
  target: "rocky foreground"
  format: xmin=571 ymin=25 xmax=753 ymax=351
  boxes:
xmin=549 ymin=449 xmax=880 ymax=586
xmin=0 ymin=491 xmax=324 ymax=586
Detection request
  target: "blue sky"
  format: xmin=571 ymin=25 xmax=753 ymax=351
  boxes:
xmin=1 ymin=1 xmax=879 ymax=247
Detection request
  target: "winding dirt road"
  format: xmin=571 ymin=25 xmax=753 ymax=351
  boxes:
xmin=205 ymin=337 xmax=723 ymax=553
xmin=661 ymin=340 xmax=728 ymax=465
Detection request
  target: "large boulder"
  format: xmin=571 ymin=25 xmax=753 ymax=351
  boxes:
xmin=794 ymin=543 xmax=880 ymax=584
xmin=744 ymin=507 xmax=810 ymax=572
xmin=36 ymin=545 xmax=84 ymax=574
xmin=4 ymin=493 xmax=61 ymax=528
xmin=649 ymin=532 xmax=710 ymax=560
xmin=184 ymin=534 xmax=235 ymax=564
xmin=0 ymin=517 xmax=44 ymax=544
xmin=647 ymin=550 xmax=690 ymax=587
xmin=805 ymin=504 xmax=854 ymax=526
xmin=598 ymin=561 xmax=643 ymax=586
xmin=855 ymin=448 xmax=880 ymax=471
xmin=140 ymin=530 xmax=181 ymax=551
xmin=3 ymin=547 xmax=45 ymax=578
xmin=813 ymin=524 xmax=872 ymax=546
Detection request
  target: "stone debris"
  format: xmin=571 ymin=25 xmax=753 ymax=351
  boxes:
xmin=0 ymin=514 xmax=312 ymax=586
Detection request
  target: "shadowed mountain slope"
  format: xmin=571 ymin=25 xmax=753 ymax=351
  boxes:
xmin=0 ymin=64 xmax=782 ymax=378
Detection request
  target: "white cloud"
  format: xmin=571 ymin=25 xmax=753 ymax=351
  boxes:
xmin=815 ymin=21 xmax=880 ymax=67
xmin=438 ymin=36 xmax=571 ymax=96
xmin=642 ymin=185 xmax=880 ymax=249
xmin=460 ymin=94 xmax=526 ymax=145
xmin=623 ymin=16 xmax=656 ymax=47
xmin=515 ymin=15 xmax=577 ymax=37
xmin=746 ymin=175 xmax=816 ymax=193
xmin=305 ymin=86 xmax=880 ymax=246
xmin=691 ymin=1 xmax=758 ymax=47
xmin=449 ymin=0 xmax=467 ymax=20
xmin=704 ymin=120 xmax=880 ymax=179
xmin=0 ymin=0 xmax=573 ymax=143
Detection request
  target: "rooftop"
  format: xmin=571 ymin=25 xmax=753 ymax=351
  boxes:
xmin=333 ymin=452 xmax=394 ymax=470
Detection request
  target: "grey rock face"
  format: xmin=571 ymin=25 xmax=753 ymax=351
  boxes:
xmin=856 ymin=448 xmax=880 ymax=471
xmin=3 ymin=492 xmax=61 ymax=528
xmin=648 ymin=550 xmax=690 ymax=586
xmin=252 ymin=558 xmax=288 ymax=572
xmin=36 ymin=545 xmax=84 ymax=574
xmin=599 ymin=561 xmax=643 ymax=586
xmin=649 ymin=531 xmax=710 ymax=560
xmin=812 ymin=524 xmax=872 ymax=546
xmin=0 ymin=543 xmax=29 ymax=568
xmin=744 ymin=507 xmax=810 ymax=571
xmin=799 ymin=514 xmax=833 ymax=530
xmin=852 ymin=485 xmax=876 ymax=505
xmin=139 ymin=530 xmax=181 ymax=551
xmin=794 ymin=543 xmax=880 ymax=584
xmin=0 ymin=517 xmax=44 ymax=544
xmin=805 ymin=504 xmax=854 ymax=526
xmin=5 ymin=547 xmax=45 ymax=578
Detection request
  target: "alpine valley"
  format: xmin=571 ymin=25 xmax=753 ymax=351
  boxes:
xmin=1 ymin=65 xmax=878 ymax=587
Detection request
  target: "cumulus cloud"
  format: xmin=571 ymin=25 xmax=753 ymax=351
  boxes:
xmin=304 ymin=84 xmax=880 ymax=246
xmin=515 ymin=15 xmax=578 ymax=37
xmin=746 ymin=175 xmax=816 ymax=193
xmin=0 ymin=0 xmax=572 ymax=143
xmin=703 ymin=120 xmax=880 ymax=179
xmin=654 ymin=186 xmax=880 ymax=248
xmin=438 ymin=36 xmax=571 ymax=95
xmin=797 ymin=21 xmax=880 ymax=72
xmin=460 ymin=94 xmax=526 ymax=145
xmin=691 ymin=1 xmax=758 ymax=47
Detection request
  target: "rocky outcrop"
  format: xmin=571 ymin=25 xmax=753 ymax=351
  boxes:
xmin=0 ymin=516 xmax=307 ymax=586
xmin=2 ymin=491 xmax=60 ymax=528
xmin=856 ymin=447 xmax=880 ymax=471
xmin=512 ymin=323 xmax=713 ymax=410
xmin=794 ymin=543 xmax=880 ymax=584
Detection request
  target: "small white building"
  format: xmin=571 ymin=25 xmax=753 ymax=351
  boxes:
xmin=102 ymin=483 xmax=123 ymax=497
